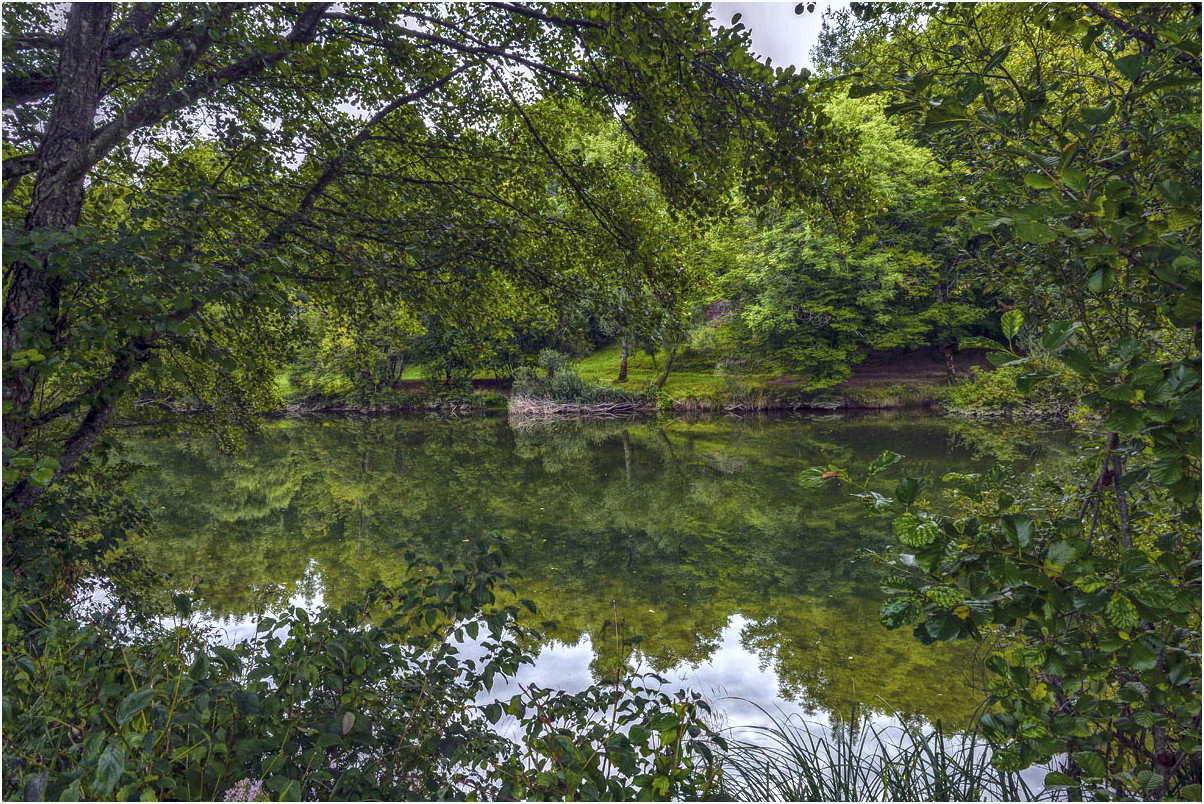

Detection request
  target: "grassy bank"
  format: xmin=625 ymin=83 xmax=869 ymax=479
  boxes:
xmin=273 ymin=345 xmax=1004 ymax=415
xmin=575 ymin=342 xmax=957 ymax=412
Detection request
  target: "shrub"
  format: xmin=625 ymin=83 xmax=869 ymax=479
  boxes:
xmin=943 ymin=355 xmax=1085 ymax=418
xmin=2 ymin=541 xmax=723 ymax=801
xmin=512 ymin=365 xmax=637 ymax=405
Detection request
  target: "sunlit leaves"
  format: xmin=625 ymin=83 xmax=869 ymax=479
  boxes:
xmin=867 ymin=450 xmax=903 ymax=478
xmin=894 ymin=513 xmax=937 ymax=547
xmin=1105 ymin=594 xmax=1139 ymax=631
xmin=1000 ymin=310 xmax=1023 ymax=342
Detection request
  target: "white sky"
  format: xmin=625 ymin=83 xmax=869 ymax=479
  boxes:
xmin=709 ymin=1 xmax=850 ymax=70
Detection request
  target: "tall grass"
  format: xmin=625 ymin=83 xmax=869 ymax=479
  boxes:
xmin=718 ymin=700 xmax=1050 ymax=802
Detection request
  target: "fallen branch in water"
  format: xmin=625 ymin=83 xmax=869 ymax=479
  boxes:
xmin=507 ymin=394 xmax=644 ymax=421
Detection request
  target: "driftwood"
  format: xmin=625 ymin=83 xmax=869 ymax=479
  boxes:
xmin=507 ymin=394 xmax=644 ymax=422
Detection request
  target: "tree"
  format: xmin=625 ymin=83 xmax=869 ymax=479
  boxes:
xmin=2 ymin=2 xmax=863 ymax=527
xmin=707 ymin=94 xmax=984 ymax=387
xmin=810 ymin=3 xmax=1201 ymax=798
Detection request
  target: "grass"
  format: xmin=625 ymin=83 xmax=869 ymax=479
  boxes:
xmin=273 ymin=343 xmax=950 ymax=411
xmin=575 ymin=343 xmax=772 ymax=399
xmin=717 ymin=700 xmax=1045 ymax=802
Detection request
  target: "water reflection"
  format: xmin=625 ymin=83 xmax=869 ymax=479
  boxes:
xmin=120 ymin=413 xmax=1074 ymax=732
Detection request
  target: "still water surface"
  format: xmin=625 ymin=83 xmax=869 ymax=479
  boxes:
xmin=120 ymin=413 xmax=1074 ymax=739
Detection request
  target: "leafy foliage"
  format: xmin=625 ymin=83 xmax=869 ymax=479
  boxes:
xmin=806 ymin=3 xmax=1202 ymax=798
xmin=3 ymin=542 xmax=724 ymax=801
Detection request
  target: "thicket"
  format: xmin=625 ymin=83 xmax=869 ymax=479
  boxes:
xmin=806 ymin=3 xmax=1201 ymax=799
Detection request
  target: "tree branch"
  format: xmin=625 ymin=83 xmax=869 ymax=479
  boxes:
xmin=1084 ymin=2 xmax=1201 ymax=75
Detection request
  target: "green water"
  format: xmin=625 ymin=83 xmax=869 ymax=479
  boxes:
xmin=119 ymin=412 xmax=1075 ymax=731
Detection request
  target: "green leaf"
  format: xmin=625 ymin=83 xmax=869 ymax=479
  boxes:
xmin=1106 ymin=594 xmax=1139 ymax=630
xmin=1080 ymin=101 xmax=1115 ymax=125
xmin=1000 ymin=515 xmax=1035 ymax=548
xmin=1128 ymin=363 xmax=1164 ymax=388
xmin=879 ymin=596 xmax=921 ymax=629
xmin=959 ymin=335 xmax=1004 ymax=351
xmin=1024 ymin=173 xmax=1056 ymax=190
xmin=894 ymin=477 xmax=925 ymax=506
xmin=116 ymin=689 xmax=155 ymax=726
xmin=1047 ymin=540 xmax=1078 ymax=567
xmin=867 ymin=450 xmax=903 ymax=477
xmin=1132 ymin=709 xmax=1161 ymax=729
xmin=1114 ymin=53 xmax=1146 ymax=81
xmin=1044 ymin=772 xmax=1078 ymax=789
xmin=1087 ymin=266 xmax=1114 ymax=293
xmin=1149 ymin=459 xmax=1183 ymax=485
xmin=1104 ymin=406 xmax=1144 ymax=435
xmin=95 ymin=745 xmax=126 ymax=796
xmin=233 ymin=690 xmax=260 ymax=716
xmin=647 ymin=712 xmax=680 ymax=731
xmin=894 ymin=513 xmax=937 ymax=546
xmin=1042 ymin=320 xmax=1080 ymax=351
xmin=984 ymin=45 xmax=1011 ymax=71
xmin=1001 ymin=310 xmax=1024 ymax=341
xmin=59 ymin=779 xmax=82 ymax=801
xmin=1061 ymin=167 xmax=1088 ymax=193
xmin=847 ymin=84 xmax=881 ymax=99
xmin=1072 ymin=751 xmax=1106 ymax=778
xmin=1013 ymin=220 xmax=1057 ymax=244
xmin=1135 ymin=770 xmax=1164 ymax=791
xmin=925 ymin=103 xmax=969 ymax=129
xmin=30 ymin=467 xmax=56 ymax=487
xmin=1060 ymin=349 xmax=1095 ymax=375
xmin=1127 ymin=640 xmax=1158 ymax=671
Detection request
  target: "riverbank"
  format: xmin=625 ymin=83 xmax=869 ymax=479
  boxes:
xmin=275 ymin=346 xmax=998 ymax=417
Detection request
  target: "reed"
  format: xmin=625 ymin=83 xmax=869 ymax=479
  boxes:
xmin=717 ymin=700 xmax=1047 ymax=802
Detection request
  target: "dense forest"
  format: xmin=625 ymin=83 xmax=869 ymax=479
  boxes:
xmin=2 ymin=2 xmax=1200 ymax=801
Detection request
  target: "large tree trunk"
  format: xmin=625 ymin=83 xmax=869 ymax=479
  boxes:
xmin=3 ymin=3 xmax=114 ymax=510
xmin=4 ymin=3 xmax=113 ymax=418
xmin=617 ymin=337 xmax=628 ymax=382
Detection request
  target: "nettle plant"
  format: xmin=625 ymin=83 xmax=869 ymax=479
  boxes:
xmin=802 ymin=315 xmax=1200 ymax=801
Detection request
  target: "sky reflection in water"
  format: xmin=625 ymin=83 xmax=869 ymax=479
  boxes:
xmin=121 ymin=412 xmax=1075 ymax=741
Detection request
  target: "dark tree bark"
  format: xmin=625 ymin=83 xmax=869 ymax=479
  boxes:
xmin=3 ymin=2 xmax=114 ymax=452
xmin=943 ymin=344 xmax=958 ymax=377
xmin=651 ymin=344 xmax=678 ymax=391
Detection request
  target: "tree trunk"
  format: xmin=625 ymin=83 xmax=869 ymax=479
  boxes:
xmin=943 ymin=344 xmax=958 ymax=376
xmin=617 ymin=338 xmax=628 ymax=382
xmin=3 ymin=3 xmax=114 ymax=456
xmin=651 ymin=344 xmax=678 ymax=391
xmin=622 ymin=428 xmax=632 ymax=484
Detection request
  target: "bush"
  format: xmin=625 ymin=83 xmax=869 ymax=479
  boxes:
xmin=512 ymin=365 xmax=637 ymax=405
xmin=943 ymin=355 xmax=1085 ymax=418
xmin=2 ymin=541 xmax=723 ymax=801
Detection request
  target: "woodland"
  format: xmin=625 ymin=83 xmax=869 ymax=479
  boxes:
xmin=1 ymin=2 xmax=1200 ymax=801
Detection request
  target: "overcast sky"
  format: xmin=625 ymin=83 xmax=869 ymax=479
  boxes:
xmin=709 ymin=1 xmax=849 ymax=70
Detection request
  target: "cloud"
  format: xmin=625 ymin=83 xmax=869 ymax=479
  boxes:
xmin=709 ymin=1 xmax=850 ymax=70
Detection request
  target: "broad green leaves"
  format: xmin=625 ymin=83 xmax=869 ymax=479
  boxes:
xmin=1000 ymin=310 xmax=1023 ymax=343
